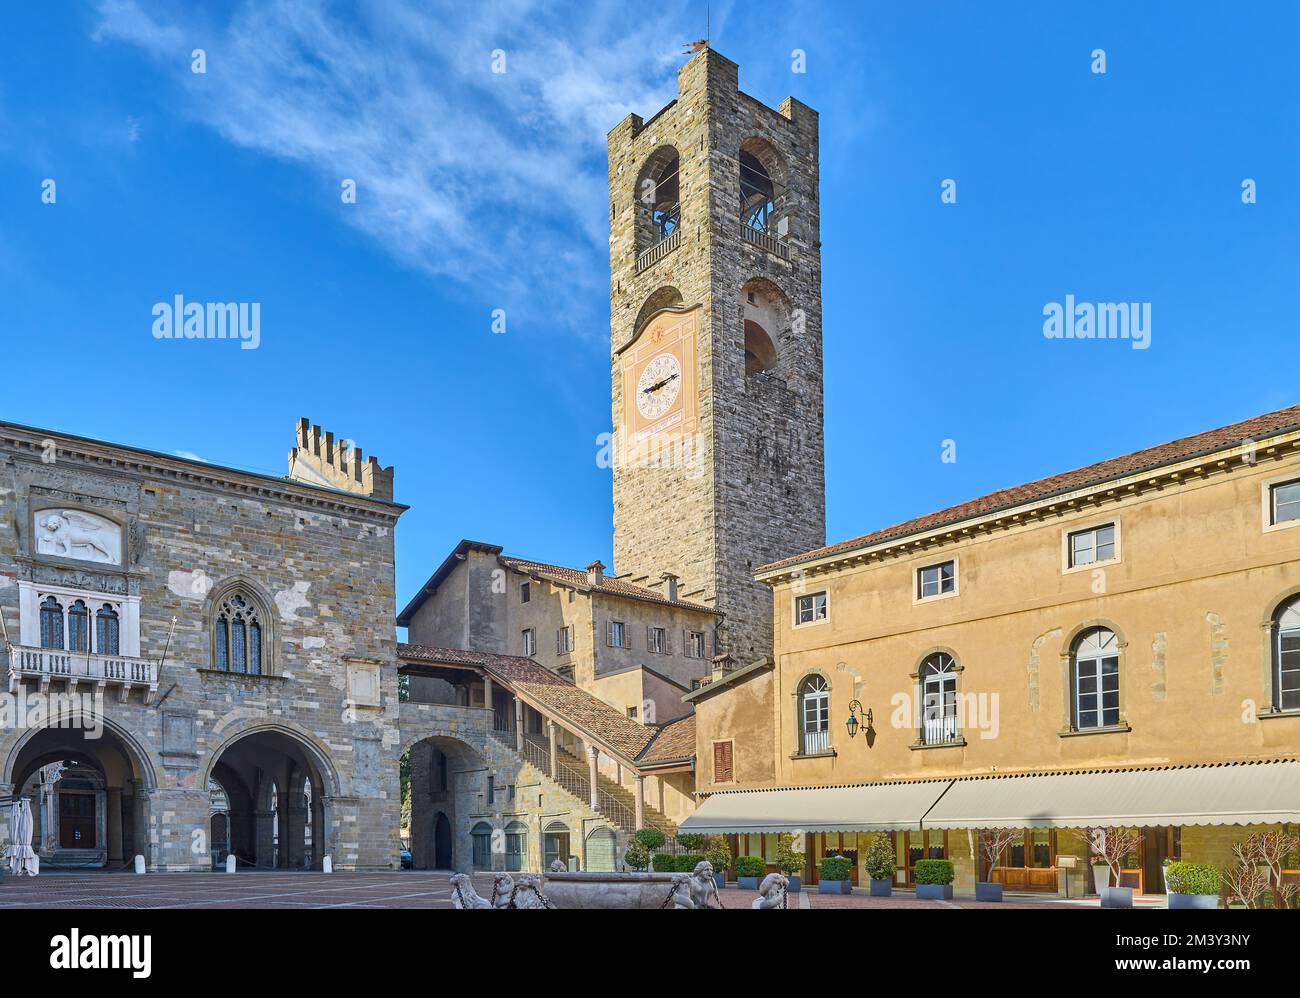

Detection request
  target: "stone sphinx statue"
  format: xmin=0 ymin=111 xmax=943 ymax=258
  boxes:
xmin=689 ymin=860 xmax=721 ymax=909
xmin=666 ymin=873 xmax=695 ymax=909
xmin=489 ymin=872 xmax=516 ymax=908
xmin=510 ymin=873 xmax=552 ymax=909
xmin=449 ymin=873 xmax=493 ymax=909
xmin=751 ymin=872 xmax=789 ymax=909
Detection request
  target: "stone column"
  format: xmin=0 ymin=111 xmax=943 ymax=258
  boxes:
xmin=484 ymin=676 xmax=494 ymax=717
xmin=547 ymin=720 xmax=558 ymax=779
xmin=254 ymin=809 xmax=276 ymax=868
xmin=283 ymin=786 xmax=307 ymax=869
xmin=588 ymin=745 xmax=600 ymax=810
xmin=634 ymin=775 xmax=645 ymax=831
xmin=514 ymin=696 xmax=525 ymax=753
xmin=311 ymin=789 xmax=326 ymax=869
xmin=105 ymin=787 xmax=124 ymax=863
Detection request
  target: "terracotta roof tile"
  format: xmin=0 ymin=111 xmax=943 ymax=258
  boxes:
xmin=498 ymin=556 xmax=715 ymax=614
xmin=639 ymin=714 xmax=696 ymax=765
xmin=761 ymin=402 xmax=1300 ymax=573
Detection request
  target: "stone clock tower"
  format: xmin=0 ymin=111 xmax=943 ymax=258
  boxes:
xmin=607 ymin=48 xmax=826 ymax=665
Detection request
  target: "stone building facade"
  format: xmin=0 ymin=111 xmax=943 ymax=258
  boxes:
xmin=0 ymin=418 xmax=405 ymax=871
xmin=607 ymin=48 xmax=827 ymax=667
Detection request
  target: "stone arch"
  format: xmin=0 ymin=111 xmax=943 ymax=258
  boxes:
xmin=632 ymin=286 xmax=686 ymax=341
xmin=909 ymin=646 xmax=964 ymax=679
xmin=739 ymin=276 xmax=792 ymax=378
xmin=3 ymin=709 xmax=160 ymax=792
xmin=738 ymin=135 xmax=789 ymax=232
xmin=634 ymin=144 xmax=681 ymax=251
xmin=404 ymin=734 xmax=490 ymax=874
xmin=200 ymin=718 xmax=341 ymax=797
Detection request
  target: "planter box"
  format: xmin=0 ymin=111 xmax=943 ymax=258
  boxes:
xmin=975 ymin=882 xmax=1003 ymax=902
xmin=818 ymin=879 xmax=852 ymax=895
xmin=916 ymin=884 xmax=953 ymax=901
xmin=1168 ymin=892 xmax=1218 ymax=910
xmin=869 ymin=878 xmax=892 ymax=897
xmin=713 ymin=874 xmax=725 ymax=891
xmin=1100 ymin=886 xmax=1134 ymax=908
xmin=737 ymin=876 xmax=761 ymax=891
xmin=786 ymin=876 xmax=801 ymax=893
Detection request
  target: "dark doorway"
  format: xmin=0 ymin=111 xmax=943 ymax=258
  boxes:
xmin=59 ymin=792 xmax=96 ymax=848
xmin=434 ymin=813 xmax=452 ymax=869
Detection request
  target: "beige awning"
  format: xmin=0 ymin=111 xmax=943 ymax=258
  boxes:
xmin=679 ymin=780 xmax=950 ymax=834
xmin=922 ymin=761 xmax=1300 ymax=830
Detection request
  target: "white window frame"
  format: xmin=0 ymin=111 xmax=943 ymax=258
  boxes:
xmin=1263 ymin=473 xmax=1300 ymax=534
xmin=918 ymin=653 xmax=959 ymax=745
xmin=556 ymin=626 xmax=572 ymax=655
xmin=608 ymin=620 xmax=626 ymax=648
xmin=647 ymin=626 xmax=666 ymax=654
xmin=793 ymin=590 xmax=829 ymax=627
xmin=18 ymin=580 xmax=141 ymax=657
xmin=1072 ymin=629 xmax=1121 ymax=730
xmin=798 ymin=675 xmax=831 ymax=755
xmin=914 ymin=558 xmax=959 ymax=603
xmin=1062 ymin=520 xmax=1121 ymax=574
xmin=687 ymin=630 xmax=706 ymax=658
xmin=522 ymin=628 xmax=536 ymax=657
xmin=1273 ymin=597 xmax=1300 ymax=712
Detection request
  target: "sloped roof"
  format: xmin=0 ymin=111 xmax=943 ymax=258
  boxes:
xmin=498 ymin=556 xmax=715 ymax=613
xmin=638 ymin=714 xmax=696 ymax=766
xmin=761 ymin=401 xmax=1300 ymax=573
xmin=398 ymin=643 xmax=695 ymax=768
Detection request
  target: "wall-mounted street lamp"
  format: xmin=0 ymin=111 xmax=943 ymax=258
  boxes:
xmin=845 ymin=699 xmax=872 ymax=739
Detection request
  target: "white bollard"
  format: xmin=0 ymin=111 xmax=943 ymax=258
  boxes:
xmin=133 ymin=855 xmax=145 ymax=875
xmin=225 ymin=854 xmax=236 ymax=873
xmin=322 ymin=855 xmax=333 ymax=874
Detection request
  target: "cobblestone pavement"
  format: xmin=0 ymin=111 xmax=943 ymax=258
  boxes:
xmin=0 ymin=872 xmax=1159 ymax=909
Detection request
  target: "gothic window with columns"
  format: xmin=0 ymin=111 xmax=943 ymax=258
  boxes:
xmin=212 ymin=588 xmax=268 ymax=675
xmin=39 ymin=596 xmax=64 ymax=649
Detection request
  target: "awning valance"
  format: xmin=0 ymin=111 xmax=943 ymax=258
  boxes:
xmin=922 ymin=760 xmax=1300 ymax=830
xmin=678 ymin=780 xmax=949 ymax=834
xmin=680 ymin=762 xmax=1300 ymax=835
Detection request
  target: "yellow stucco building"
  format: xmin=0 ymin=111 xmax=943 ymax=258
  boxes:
xmin=684 ymin=403 xmax=1300 ymax=896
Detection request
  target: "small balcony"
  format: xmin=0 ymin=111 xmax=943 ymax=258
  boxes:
xmin=7 ymin=645 xmax=158 ymax=702
xmin=740 ymin=222 xmax=790 ymax=261
xmin=636 ymin=227 xmax=681 ymax=273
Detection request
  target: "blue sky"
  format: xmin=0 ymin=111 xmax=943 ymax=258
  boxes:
xmin=2 ymin=1 xmax=1298 ymax=614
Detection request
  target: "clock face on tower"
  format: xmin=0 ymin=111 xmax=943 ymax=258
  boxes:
xmin=619 ymin=305 xmax=699 ymax=447
xmin=636 ymin=353 xmax=681 ymax=419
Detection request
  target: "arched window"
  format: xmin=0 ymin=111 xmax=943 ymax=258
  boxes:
xmin=213 ymin=588 xmax=267 ymax=674
xmin=1273 ymin=597 xmax=1300 ymax=711
xmin=740 ymin=280 xmax=787 ymax=377
xmin=798 ymin=675 xmax=830 ymax=755
xmin=471 ymin=822 xmax=493 ymax=870
xmin=95 ymin=603 xmax=120 ymax=656
xmin=1072 ymin=628 xmax=1120 ymax=729
xmin=505 ymin=821 xmax=528 ymax=872
xmin=635 ymin=146 xmax=680 ymax=251
xmin=67 ymin=600 xmax=89 ymax=652
xmin=39 ymin=596 xmax=64 ymax=650
xmin=919 ymin=653 xmax=959 ymax=745
xmin=740 ymin=150 xmax=777 ymax=231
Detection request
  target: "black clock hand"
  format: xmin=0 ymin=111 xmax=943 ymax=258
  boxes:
xmin=642 ymin=372 xmax=680 ymax=394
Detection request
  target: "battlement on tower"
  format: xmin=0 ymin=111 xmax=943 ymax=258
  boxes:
xmin=287 ymin=417 xmax=394 ymax=501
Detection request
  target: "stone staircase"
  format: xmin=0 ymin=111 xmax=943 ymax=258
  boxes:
xmin=550 ymin=743 xmax=678 ymax=839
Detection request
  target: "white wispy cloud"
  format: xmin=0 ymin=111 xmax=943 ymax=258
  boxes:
xmin=92 ymin=0 xmax=691 ymax=334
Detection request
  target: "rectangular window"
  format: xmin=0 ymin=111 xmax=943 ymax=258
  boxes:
xmin=487 ymin=774 xmax=495 ymax=805
xmin=713 ymin=741 xmax=734 ymax=783
xmin=522 ymin=628 xmax=536 ymax=657
xmin=917 ymin=561 xmax=956 ymax=599
xmin=626 ymin=706 xmax=638 ymax=720
xmin=1272 ymin=480 xmax=1300 ymax=525
xmin=688 ymin=630 xmax=706 ymax=658
xmin=1075 ymin=656 xmax=1120 ymax=729
xmin=520 ymin=581 xmax=531 ymax=603
xmin=609 ymin=621 xmax=626 ymax=647
xmin=1068 ymin=523 xmax=1117 ymax=567
xmin=557 ymin=626 xmax=572 ymax=654
xmin=647 ymin=626 xmax=666 ymax=653
xmin=795 ymin=591 xmax=828 ymax=625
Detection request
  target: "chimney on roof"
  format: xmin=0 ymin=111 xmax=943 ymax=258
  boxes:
xmin=586 ymin=560 xmax=606 ymax=586
xmin=662 ymin=572 xmax=679 ymax=602
xmin=710 ymin=652 xmax=736 ymax=683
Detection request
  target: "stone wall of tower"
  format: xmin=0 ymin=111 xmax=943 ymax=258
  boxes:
xmin=608 ymin=49 xmax=826 ymax=665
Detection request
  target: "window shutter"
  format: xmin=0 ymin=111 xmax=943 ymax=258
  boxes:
xmin=606 ymin=620 xmax=613 ymax=646
xmin=713 ymin=741 xmax=733 ymax=783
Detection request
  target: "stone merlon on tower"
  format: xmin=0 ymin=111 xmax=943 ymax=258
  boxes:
xmin=288 ymin=417 xmax=394 ymax=501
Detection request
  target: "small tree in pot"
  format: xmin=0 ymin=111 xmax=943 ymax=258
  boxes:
xmin=914 ymin=858 xmax=955 ymax=900
xmin=1165 ymin=862 xmax=1220 ymax=909
xmin=735 ymin=855 xmax=766 ymax=890
xmin=865 ymin=833 xmax=895 ymax=896
xmin=703 ymin=835 xmax=732 ymax=890
xmin=1089 ymin=827 xmax=1142 ymax=908
xmin=976 ymin=828 xmax=1020 ymax=902
xmin=634 ymin=828 xmax=665 ymax=871
xmin=624 ymin=837 xmax=651 ymax=872
xmin=775 ymin=833 xmax=804 ymax=893
xmin=818 ymin=855 xmax=853 ymax=895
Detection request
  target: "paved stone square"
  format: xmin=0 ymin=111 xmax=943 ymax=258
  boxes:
xmin=0 ymin=872 xmax=1162 ymax=909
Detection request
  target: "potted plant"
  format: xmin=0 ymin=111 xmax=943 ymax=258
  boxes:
xmin=634 ymin=828 xmax=665 ymax=871
xmin=775 ymin=833 xmax=804 ymax=893
xmin=624 ymin=837 xmax=650 ymax=872
xmin=1165 ymin=861 xmax=1221 ymax=909
xmin=735 ymin=855 xmax=766 ymax=890
xmin=818 ymin=855 xmax=853 ymax=894
xmin=865 ymin=833 xmax=895 ymax=896
xmin=703 ymin=835 xmax=731 ymax=890
xmin=976 ymin=828 xmax=1020 ymax=902
xmin=1089 ymin=826 xmax=1141 ymax=908
xmin=914 ymin=859 xmax=955 ymax=900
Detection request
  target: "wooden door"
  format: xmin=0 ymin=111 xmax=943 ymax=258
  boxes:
xmin=59 ymin=792 xmax=96 ymax=848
